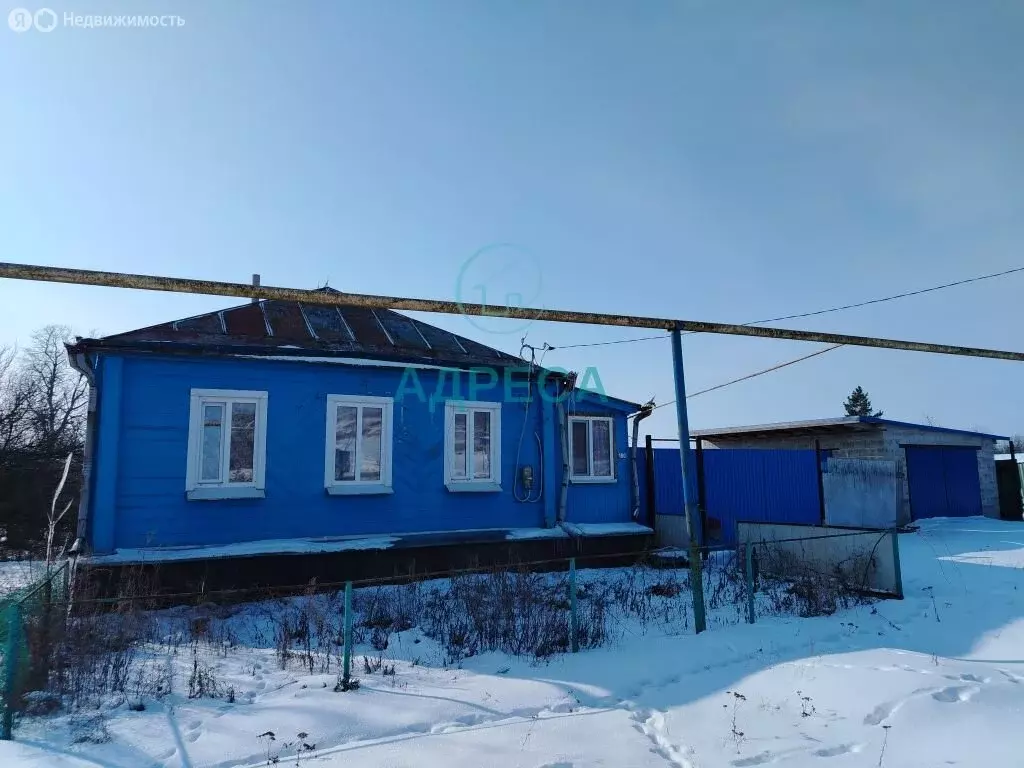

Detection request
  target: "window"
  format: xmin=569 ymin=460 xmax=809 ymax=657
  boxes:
xmin=325 ymin=395 xmax=393 ymax=495
xmin=569 ymin=416 xmax=615 ymax=482
xmin=444 ymin=400 xmax=501 ymax=491
xmin=186 ymin=389 xmax=268 ymax=500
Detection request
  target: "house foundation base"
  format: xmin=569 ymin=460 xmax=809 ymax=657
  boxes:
xmin=77 ymin=528 xmax=656 ymax=605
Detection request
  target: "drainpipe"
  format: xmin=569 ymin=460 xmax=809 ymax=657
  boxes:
xmin=555 ymin=372 xmax=577 ymax=524
xmin=630 ymin=400 xmax=655 ymax=520
xmin=557 ymin=400 xmax=570 ymax=523
xmin=67 ymin=351 xmax=97 ymax=556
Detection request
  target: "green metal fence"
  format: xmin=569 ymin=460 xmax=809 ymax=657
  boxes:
xmin=0 ymin=561 xmax=69 ymax=740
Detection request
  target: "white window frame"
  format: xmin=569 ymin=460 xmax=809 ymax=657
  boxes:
xmin=569 ymin=415 xmax=616 ymax=483
xmin=186 ymin=389 xmax=268 ymax=500
xmin=444 ymin=400 xmax=501 ymax=492
xmin=324 ymin=394 xmax=394 ymax=495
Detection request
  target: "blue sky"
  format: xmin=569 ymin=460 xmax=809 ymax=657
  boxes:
xmin=2 ymin=1 xmax=1022 ymax=439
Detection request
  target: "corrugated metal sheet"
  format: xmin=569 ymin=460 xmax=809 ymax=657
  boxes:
xmin=650 ymin=449 xmax=686 ymax=517
xmin=704 ymin=449 xmax=820 ymax=545
xmin=262 ymin=301 xmax=312 ymax=340
xmin=646 ymin=447 xmax=820 ymax=546
xmin=302 ymin=305 xmax=354 ymax=342
xmin=411 ymin=319 xmax=466 ymax=354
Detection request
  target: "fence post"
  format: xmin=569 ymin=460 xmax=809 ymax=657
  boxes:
xmin=815 ymin=439 xmax=827 ymax=524
xmin=890 ymin=530 xmax=904 ymax=599
xmin=1 ymin=603 xmax=22 ymax=740
xmin=644 ymin=434 xmax=657 ymax=529
xmin=695 ymin=437 xmax=707 ymax=542
xmin=342 ymin=581 xmax=353 ymax=687
xmin=568 ymin=558 xmax=579 ymax=653
xmin=745 ymin=543 xmax=756 ymax=624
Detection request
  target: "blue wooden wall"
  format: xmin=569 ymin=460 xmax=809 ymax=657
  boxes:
xmin=641 ymin=447 xmax=821 ymax=546
xmin=89 ymin=354 xmax=633 ymax=552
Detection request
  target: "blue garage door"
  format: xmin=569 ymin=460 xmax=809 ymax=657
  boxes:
xmin=906 ymin=446 xmax=982 ymax=520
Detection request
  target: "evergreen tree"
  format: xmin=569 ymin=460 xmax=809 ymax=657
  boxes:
xmin=843 ymin=386 xmax=883 ymax=417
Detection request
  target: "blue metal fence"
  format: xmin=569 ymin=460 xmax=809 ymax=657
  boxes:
xmin=641 ymin=447 xmax=822 ymax=546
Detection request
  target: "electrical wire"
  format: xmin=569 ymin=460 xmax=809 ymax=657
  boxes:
xmin=512 ymin=339 xmax=546 ymax=502
xmin=549 ymin=265 xmax=1024 ymax=350
xmin=650 ymin=343 xmax=845 ymax=412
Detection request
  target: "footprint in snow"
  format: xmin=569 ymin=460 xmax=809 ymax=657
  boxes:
xmin=864 ymin=701 xmax=898 ymax=726
xmin=430 ymin=712 xmax=490 ymax=733
xmin=999 ymin=669 xmax=1023 ymax=684
xmin=536 ymin=763 xmax=573 ymax=768
xmin=957 ymin=673 xmax=986 ymax=683
xmin=814 ymin=743 xmax=864 ymax=758
xmin=731 ymin=751 xmax=775 ymax=766
xmin=931 ymin=685 xmax=979 ymax=703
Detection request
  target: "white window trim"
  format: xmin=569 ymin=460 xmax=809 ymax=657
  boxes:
xmin=569 ymin=415 xmax=616 ymax=484
xmin=444 ymin=400 xmax=501 ymax=492
xmin=325 ymin=394 xmax=394 ymax=495
xmin=186 ymin=388 xmax=268 ymax=501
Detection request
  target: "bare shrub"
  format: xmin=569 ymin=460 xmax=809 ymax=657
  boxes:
xmin=604 ymin=563 xmax=691 ymax=630
xmin=69 ymin=712 xmax=111 ymax=744
xmin=752 ymin=547 xmax=873 ymax=618
xmin=187 ymin=642 xmax=221 ymax=699
xmin=416 ymin=566 xmax=609 ymax=663
xmin=266 ymin=593 xmax=342 ymax=675
xmin=47 ymin=567 xmax=162 ymax=709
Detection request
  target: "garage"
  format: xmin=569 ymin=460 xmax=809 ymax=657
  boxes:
xmin=906 ymin=445 xmax=982 ymax=520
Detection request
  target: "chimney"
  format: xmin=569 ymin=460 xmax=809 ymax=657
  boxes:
xmin=251 ymin=273 xmax=261 ymax=303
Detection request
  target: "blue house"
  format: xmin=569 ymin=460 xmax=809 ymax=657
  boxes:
xmin=66 ymin=291 xmax=650 ymax=577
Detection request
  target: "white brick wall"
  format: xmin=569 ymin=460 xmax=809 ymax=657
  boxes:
xmin=705 ymin=431 xmax=887 ymax=459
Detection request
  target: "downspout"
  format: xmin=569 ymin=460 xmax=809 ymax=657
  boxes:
xmin=630 ymin=400 xmax=655 ymax=520
xmin=555 ymin=371 xmax=577 ymax=524
xmin=67 ymin=351 xmax=97 ymax=556
xmin=557 ymin=400 xmax=570 ymax=523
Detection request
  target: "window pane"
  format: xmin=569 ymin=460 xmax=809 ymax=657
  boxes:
xmin=473 ymin=411 xmax=491 ymax=479
xmin=452 ymin=412 xmax=467 ymax=478
xmin=592 ymin=420 xmax=612 ymax=476
xmin=360 ymin=407 xmax=383 ymax=481
xmin=335 ymin=405 xmax=357 ymax=481
xmin=228 ymin=402 xmax=257 ymax=483
xmin=200 ymin=404 xmax=223 ymax=481
xmin=571 ymin=420 xmax=589 ymax=475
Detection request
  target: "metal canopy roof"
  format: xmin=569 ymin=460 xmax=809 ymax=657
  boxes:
xmin=692 ymin=416 xmax=1006 ymax=441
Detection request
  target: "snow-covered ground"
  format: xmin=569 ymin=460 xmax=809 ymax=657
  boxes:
xmin=5 ymin=518 xmax=1024 ymax=767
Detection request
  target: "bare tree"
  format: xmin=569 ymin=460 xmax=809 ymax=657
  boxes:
xmin=0 ymin=327 xmax=86 ymax=554
xmin=46 ymin=452 xmax=74 ymax=565
xmin=997 ymin=436 xmax=1024 ymax=454
xmin=23 ymin=325 xmax=87 ymax=451
xmin=0 ymin=345 xmax=32 ymax=462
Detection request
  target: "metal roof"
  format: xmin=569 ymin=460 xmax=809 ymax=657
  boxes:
xmin=69 ymin=289 xmax=524 ymax=368
xmin=692 ymin=416 xmax=1006 ymax=441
